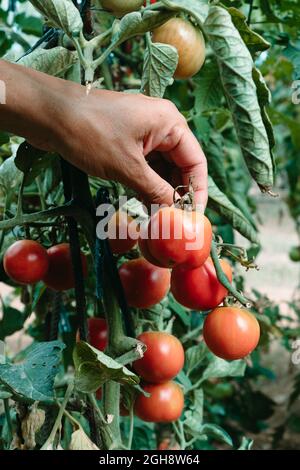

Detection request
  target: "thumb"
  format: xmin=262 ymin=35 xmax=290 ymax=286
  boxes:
xmin=132 ymin=162 xmax=177 ymax=206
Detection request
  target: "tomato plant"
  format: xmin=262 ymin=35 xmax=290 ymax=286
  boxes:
xmin=134 ymin=381 xmax=184 ymax=422
xmin=139 ymin=207 xmax=212 ymax=268
xmin=3 ymin=240 xmax=49 ymax=285
xmin=152 ymin=18 xmax=206 ymax=79
xmin=171 ymin=257 xmax=232 ymax=310
xmin=43 ymin=243 xmax=88 ymax=291
xmin=203 ymin=307 xmax=260 ymax=360
xmin=133 ymin=331 xmax=184 ymax=382
xmin=0 ymin=0 xmax=297 ymax=454
xmin=119 ymin=257 xmax=170 ymax=308
xmin=88 ymin=317 xmax=108 ymax=351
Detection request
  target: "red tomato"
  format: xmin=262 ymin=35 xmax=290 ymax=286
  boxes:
xmin=203 ymin=307 xmax=260 ymax=360
xmin=171 ymin=257 xmax=232 ymax=310
xmin=152 ymin=18 xmax=205 ymax=79
xmin=88 ymin=317 xmax=108 ymax=352
xmin=43 ymin=243 xmax=88 ymax=291
xmin=3 ymin=240 xmax=49 ymax=285
xmin=119 ymin=257 xmax=170 ymax=308
xmin=96 ymin=388 xmax=102 ymax=400
xmin=134 ymin=382 xmax=184 ymax=422
xmin=158 ymin=438 xmax=180 ymax=451
xmin=108 ymin=211 xmax=138 ymax=255
xmin=139 ymin=207 xmax=212 ymax=269
xmin=133 ymin=331 xmax=184 ymax=383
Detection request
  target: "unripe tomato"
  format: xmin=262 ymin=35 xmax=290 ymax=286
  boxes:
xmin=139 ymin=207 xmax=212 ymax=269
xmin=119 ymin=257 xmax=170 ymax=308
xmin=134 ymin=382 xmax=184 ymax=422
xmin=133 ymin=331 xmax=184 ymax=383
xmin=152 ymin=18 xmax=206 ymax=79
xmin=171 ymin=257 xmax=232 ymax=310
xmin=3 ymin=240 xmax=49 ymax=285
xmin=108 ymin=210 xmax=138 ymax=255
xmin=88 ymin=317 xmax=108 ymax=351
xmin=203 ymin=307 xmax=260 ymax=360
xmin=99 ymin=0 xmax=143 ymax=16
xmin=43 ymin=243 xmax=88 ymax=291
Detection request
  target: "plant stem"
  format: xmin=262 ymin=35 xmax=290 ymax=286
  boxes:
xmin=210 ymin=241 xmax=250 ymax=307
xmin=36 ymin=176 xmax=46 ymax=210
xmin=41 ymin=381 xmax=74 ymax=450
xmin=4 ymin=399 xmax=12 ymax=449
xmin=103 ymin=381 xmax=121 ymax=448
xmin=127 ymin=407 xmax=134 ymax=450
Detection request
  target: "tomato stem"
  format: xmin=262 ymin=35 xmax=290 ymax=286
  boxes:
xmin=210 ymin=241 xmax=251 ymax=308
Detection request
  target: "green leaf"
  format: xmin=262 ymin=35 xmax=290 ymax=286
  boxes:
xmin=29 ymin=0 xmax=83 ymax=37
xmin=227 ymin=7 xmax=270 ymax=54
xmin=168 ymin=295 xmax=190 ymax=326
xmin=238 ymin=436 xmax=254 ymax=450
xmin=141 ymin=41 xmax=178 ymax=97
xmin=0 ymin=341 xmax=65 ymax=403
xmin=15 ymin=14 xmax=43 ymax=36
xmin=200 ymin=423 xmax=233 ymax=446
xmin=252 ymin=67 xmax=276 ymax=151
xmin=18 ymin=47 xmax=78 ymax=77
xmin=208 ymin=176 xmax=259 ymax=243
xmin=184 ymin=388 xmax=204 ymax=432
xmin=204 ymin=6 xmax=274 ymax=191
xmin=204 ymin=133 xmax=228 ymax=192
xmin=161 ymin=0 xmax=209 ymax=24
xmin=0 ymin=383 xmax=12 ymax=400
xmin=73 ymin=342 xmax=139 ymax=393
xmin=193 ymin=61 xmax=223 ymax=111
xmin=0 ymin=156 xmax=23 ymax=196
xmin=112 ymin=10 xmax=175 ymax=44
xmin=0 ymin=306 xmax=24 ymax=340
xmin=200 ymin=354 xmax=246 ymax=383
xmin=185 ymin=343 xmax=207 ymax=375
xmin=15 ymin=142 xmax=56 ymax=186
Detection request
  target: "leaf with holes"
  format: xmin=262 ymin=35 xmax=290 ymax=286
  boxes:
xmin=29 ymin=0 xmax=83 ymax=36
xmin=141 ymin=42 xmax=178 ymax=97
xmin=19 ymin=47 xmax=78 ymax=77
xmin=0 ymin=341 xmax=65 ymax=403
xmin=73 ymin=342 xmax=139 ymax=393
xmin=204 ymin=6 xmax=274 ymax=191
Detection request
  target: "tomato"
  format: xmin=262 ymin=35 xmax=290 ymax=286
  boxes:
xmin=119 ymin=257 xmax=170 ymax=308
xmin=43 ymin=243 xmax=88 ymax=291
xmin=171 ymin=257 xmax=232 ymax=311
xmin=88 ymin=317 xmax=108 ymax=351
xmin=152 ymin=18 xmax=206 ymax=79
xmin=133 ymin=331 xmax=184 ymax=383
xmin=134 ymin=382 xmax=184 ymax=422
xmin=203 ymin=307 xmax=260 ymax=360
xmin=158 ymin=438 xmax=180 ymax=451
xmin=139 ymin=207 xmax=212 ymax=269
xmin=100 ymin=0 xmax=143 ymax=16
xmin=108 ymin=210 xmax=138 ymax=255
xmin=96 ymin=388 xmax=102 ymax=400
xmin=3 ymin=240 xmax=49 ymax=285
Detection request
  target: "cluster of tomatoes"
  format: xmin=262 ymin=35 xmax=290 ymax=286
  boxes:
xmin=3 ymin=240 xmax=88 ymax=291
xmin=111 ymin=207 xmax=260 ymax=363
xmin=88 ymin=318 xmax=185 ymax=423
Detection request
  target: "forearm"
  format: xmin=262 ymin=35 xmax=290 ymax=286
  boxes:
xmin=0 ymin=60 xmax=78 ymax=151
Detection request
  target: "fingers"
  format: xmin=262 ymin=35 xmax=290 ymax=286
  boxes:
xmin=128 ymin=158 xmax=179 ymax=206
xmin=155 ymin=123 xmax=208 ymax=210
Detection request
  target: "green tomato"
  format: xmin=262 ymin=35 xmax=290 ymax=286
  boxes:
xmin=98 ymin=0 xmax=144 ymax=16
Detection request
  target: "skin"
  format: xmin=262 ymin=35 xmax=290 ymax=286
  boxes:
xmin=203 ymin=307 xmax=260 ymax=360
xmin=171 ymin=257 xmax=232 ymax=310
xmin=133 ymin=331 xmax=184 ymax=383
xmin=0 ymin=60 xmax=208 ymax=207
